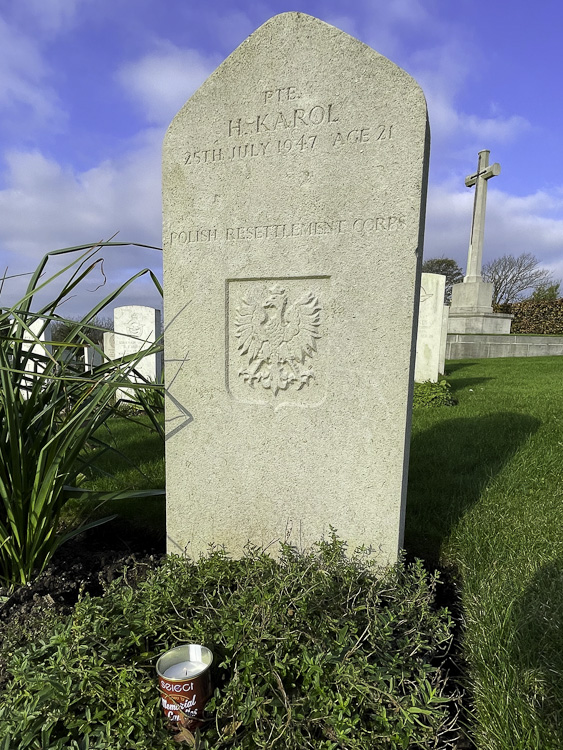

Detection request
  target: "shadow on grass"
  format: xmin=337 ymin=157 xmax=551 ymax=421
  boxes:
xmin=405 ymin=412 xmax=540 ymax=564
xmin=511 ymin=558 xmax=563 ymax=744
xmin=444 ymin=361 xmax=481 ymax=374
xmin=444 ymin=361 xmax=495 ymax=392
xmin=448 ymin=376 xmax=495 ymax=392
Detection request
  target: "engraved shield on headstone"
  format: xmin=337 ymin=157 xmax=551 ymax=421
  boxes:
xmin=227 ymin=276 xmax=329 ymax=408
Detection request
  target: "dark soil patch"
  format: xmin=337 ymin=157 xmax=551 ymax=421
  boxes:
xmin=0 ymin=521 xmax=165 ymax=690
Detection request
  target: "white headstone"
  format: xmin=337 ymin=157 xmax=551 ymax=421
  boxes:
xmin=21 ymin=318 xmax=52 ymax=397
xmin=415 ymin=273 xmax=446 ymax=383
xmin=84 ymin=345 xmax=103 ymax=372
xmin=114 ymin=306 xmax=162 ymax=399
xmin=162 ymin=13 xmax=430 ymax=562
xmin=103 ymin=331 xmax=115 ymax=360
xmin=439 ymin=305 xmax=449 ymax=375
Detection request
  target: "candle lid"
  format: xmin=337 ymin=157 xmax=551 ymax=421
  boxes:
xmin=156 ymin=644 xmax=213 ymax=680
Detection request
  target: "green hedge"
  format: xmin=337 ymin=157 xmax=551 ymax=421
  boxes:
xmin=494 ymin=299 xmax=563 ymax=334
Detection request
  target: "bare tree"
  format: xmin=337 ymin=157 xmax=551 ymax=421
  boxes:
xmin=51 ymin=315 xmax=113 ymax=345
xmin=421 ymin=257 xmax=464 ymax=303
xmin=482 ymin=253 xmax=559 ymax=305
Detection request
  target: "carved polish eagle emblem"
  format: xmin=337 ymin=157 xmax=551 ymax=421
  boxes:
xmin=234 ymin=284 xmax=322 ymax=395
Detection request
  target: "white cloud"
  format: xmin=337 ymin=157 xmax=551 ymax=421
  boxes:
xmin=465 ymin=112 xmax=530 ymax=144
xmin=0 ymin=134 xmax=163 ymax=315
xmin=347 ymin=5 xmax=530 ymax=154
xmin=117 ymin=42 xmax=219 ymax=125
xmin=543 ymin=259 xmax=563 ymax=287
xmin=424 ymin=185 xmax=473 ymax=267
xmin=410 ymin=37 xmax=530 ymax=147
xmin=327 ymin=1 xmax=452 ymax=69
xmin=209 ymin=8 xmax=255 ymax=50
xmin=18 ymin=0 xmax=83 ymax=33
xmin=329 ymin=5 xmax=489 ymax=151
xmin=487 ymin=191 xmax=563 ymax=267
xmin=425 ymin=90 xmax=531 ymax=145
xmin=0 ymin=17 xmax=65 ymax=133
xmin=1 ymin=1 xmax=561 ymax=318
xmin=424 ymin=182 xmax=563 ymax=279
xmin=492 ymin=190 xmax=563 ymax=217
xmin=323 ymin=13 xmax=360 ymax=40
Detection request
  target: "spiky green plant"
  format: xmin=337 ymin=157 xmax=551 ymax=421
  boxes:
xmin=0 ymin=242 xmax=164 ymax=585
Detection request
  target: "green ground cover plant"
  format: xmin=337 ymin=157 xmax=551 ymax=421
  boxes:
xmin=407 ymin=356 xmax=563 ymax=750
xmin=0 ymin=243 xmax=164 ymax=585
xmin=412 ymin=380 xmax=456 ymax=408
xmin=0 ymin=535 xmax=461 ymax=749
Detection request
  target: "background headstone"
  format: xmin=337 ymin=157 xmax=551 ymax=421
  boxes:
xmin=103 ymin=331 xmax=115 ymax=360
xmin=415 ymin=273 xmax=446 ymax=383
xmin=84 ymin=345 xmax=103 ymax=372
xmin=439 ymin=305 xmax=449 ymax=375
xmin=114 ymin=305 xmax=162 ymax=399
xmin=163 ymin=12 xmax=430 ymax=562
xmin=21 ymin=318 xmax=52 ymax=397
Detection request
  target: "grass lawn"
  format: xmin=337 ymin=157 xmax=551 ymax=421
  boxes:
xmin=407 ymin=356 xmax=563 ymax=749
xmin=65 ymin=413 xmax=166 ymax=544
xmin=72 ymin=356 xmax=563 ymax=749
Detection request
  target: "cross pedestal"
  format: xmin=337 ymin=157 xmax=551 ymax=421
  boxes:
xmin=449 ymin=150 xmax=512 ymax=334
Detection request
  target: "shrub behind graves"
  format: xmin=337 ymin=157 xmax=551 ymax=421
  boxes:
xmin=0 ymin=535 xmax=462 ymax=749
xmin=494 ymin=299 xmax=563 ymax=334
xmin=0 ymin=243 xmax=164 ymax=585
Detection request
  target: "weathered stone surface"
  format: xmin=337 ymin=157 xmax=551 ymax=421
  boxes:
xmin=439 ymin=305 xmax=449 ymax=375
xmin=114 ymin=306 xmax=162 ymax=398
xmin=464 ymin=149 xmax=500 ymax=284
xmin=448 ymin=149 xmax=512 ymax=335
xmin=448 ymin=309 xmax=512 ymax=334
xmin=103 ymin=331 xmax=115 ymax=360
xmin=448 ymin=280 xmax=513 ymax=333
xmin=22 ymin=319 xmax=52 ymax=397
xmin=415 ymin=273 xmax=446 ymax=383
xmin=450 ymin=279 xmax=494 ymax=314
xmin=163 ymin=12 xmax=429 ymax=562
xmin=446 ymin=333 xmax=563 ymax=359
xmin=83 ymin=346 xmax=103 ymax=372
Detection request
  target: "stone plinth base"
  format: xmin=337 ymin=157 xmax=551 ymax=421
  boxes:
xmin=447 ymin=311 xmax=513 ymax=334
xmin=451 ymin=280 xmax=494 ymax=314
xmin=446 ymin=334 xmax=563 ymax=360
xmin=449 ymin=279 xmax=512 ymax=334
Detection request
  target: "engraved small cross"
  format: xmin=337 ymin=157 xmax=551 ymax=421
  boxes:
xmin=464 ymin=149 xmax=500 ymax=284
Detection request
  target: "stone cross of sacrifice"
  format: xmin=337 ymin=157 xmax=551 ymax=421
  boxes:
xmin=464 ymin=149 xmax=500 ymax=283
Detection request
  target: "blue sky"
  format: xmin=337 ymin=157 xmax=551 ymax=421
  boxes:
xmin=1 ymin=0 xmax=562 ymax=316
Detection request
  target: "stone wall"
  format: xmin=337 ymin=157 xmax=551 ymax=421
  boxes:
xmin=446 ymin=334 xmax=563 ymax=360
